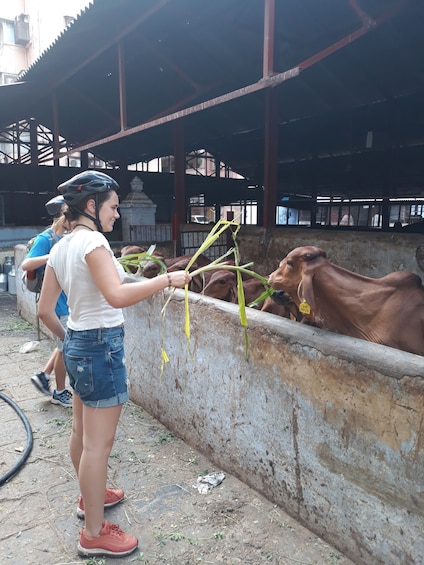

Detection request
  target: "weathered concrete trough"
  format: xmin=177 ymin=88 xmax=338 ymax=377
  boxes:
xmin=124 ymin=290 xmax=424 ymax=565
xmin=14 ymin=243 xmax=424 ymax=564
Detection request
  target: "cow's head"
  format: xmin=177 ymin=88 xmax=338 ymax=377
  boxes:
xmin=268 ymin=246 xmax=327 ymax=310
xmin=120 ymin=245 xmax=145 ymax=257
xmin=120 ymin=245 xmax=146 ymax=274
xmin=141 ymin=260 xmax=162 ymax=278
xmin=203 ymin=270 xmax=237 ymax=302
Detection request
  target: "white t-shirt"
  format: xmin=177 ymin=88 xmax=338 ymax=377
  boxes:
xmin=48 ymin=230 xmax=125 ymax=331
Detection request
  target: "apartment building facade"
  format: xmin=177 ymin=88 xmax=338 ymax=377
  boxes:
xmin=0 ymin=0 xmax=90 ymax=84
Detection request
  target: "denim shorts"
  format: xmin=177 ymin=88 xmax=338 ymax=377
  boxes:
xmin=63 ymin=326 xmax=129 ymax=408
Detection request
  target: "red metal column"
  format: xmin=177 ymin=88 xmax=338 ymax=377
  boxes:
xmin=263 ymin=88 xmax=278 ymax=228
xmin=118 ymin=42 xmax=127 ymax=131
xmin=262 ymin=0 xmax=278 ymax=228
xmin=81 ymin=150 xmax=89 ymax=169
xmin=263 ymin=0 xmax=275 ymax=77
xmin=15 ymin=123 xmax=21 ymax=164
xmin=52 ymin=90 xmax=60 ymax=168
xmin=173 ymin=119 xmax=185 ymax=255
xmin=30 ymin=119 xmax=38 ymax=166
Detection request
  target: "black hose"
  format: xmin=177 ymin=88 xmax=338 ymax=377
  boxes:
xmin=0 ymin=392 xmax=34 ymax=487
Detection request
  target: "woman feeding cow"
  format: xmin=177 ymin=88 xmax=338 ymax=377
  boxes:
xmin=37 ymin=170 xmax=191 ymax=558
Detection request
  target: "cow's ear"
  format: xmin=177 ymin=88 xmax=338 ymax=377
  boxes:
xmin=301 ymin=272 xmax=316 ymax=311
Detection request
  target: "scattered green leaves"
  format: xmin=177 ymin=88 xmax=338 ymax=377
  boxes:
xmin=84 ymin=558 xmax=106 ymax=565
xmin=118 ymin=245 xmax=164 ymax=274
xmin=4 ymin=320 xmax=33 ymax=332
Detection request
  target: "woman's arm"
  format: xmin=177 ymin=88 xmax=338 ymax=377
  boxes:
xmin=86 ymin=246 xmax=191 ymax=309
xmin=37 ymin=265 xmax=66 ymax=341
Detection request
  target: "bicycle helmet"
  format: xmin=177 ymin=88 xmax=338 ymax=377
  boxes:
xmin=45 ymin=195 xmax=65 ymax=217
xmin=57 ymin=170 xmax=119 ymax=206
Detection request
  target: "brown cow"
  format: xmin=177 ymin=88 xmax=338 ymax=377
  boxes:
xmin=203 ymin=270 xmax=299 ymax=319
xmin=120 ymin=245 xmax=146 ymax=257
xmin=268 ymin=245 xmax=424 ymax=355
xmin=139 ymin=252 xmax=212 ymax=294
xmin=142 ymin=252 xmax=211 ymax=280
xmin=261 ymin=291 xmax=302 ymax=321
xmin=120 ymin=245 xmax=164 ymax=275
xmin=203 ymin=270 xmax=237 ymax=301
xmin=203 ymin=271 xmax=266 ymax=304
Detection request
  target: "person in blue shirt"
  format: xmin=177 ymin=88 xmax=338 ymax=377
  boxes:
xmin=21 ymin=195 xmax=73 ymax=407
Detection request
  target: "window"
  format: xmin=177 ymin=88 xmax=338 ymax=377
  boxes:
xmin=389 ymin=199 xmax=424 ymax=228
xmin=0 ymin=73 xmax=18 ymax=85
xmin=0 ymin=20 xmax=16 ymax=45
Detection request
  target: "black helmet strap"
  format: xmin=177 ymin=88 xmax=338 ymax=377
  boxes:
xmin=72 ymin=193 xmax=103 ymax=233
xmin=93 ymin=193 xmax=103 ymax=233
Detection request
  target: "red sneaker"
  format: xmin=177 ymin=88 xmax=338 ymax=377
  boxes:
xmin=77 ymin=488 xmax=125 ymax=518
xmin=78 ymin=520 xmax=138 ymax=557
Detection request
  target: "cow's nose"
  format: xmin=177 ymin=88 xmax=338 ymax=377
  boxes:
xmin=271 ymin=290 xmax=290 ymax=305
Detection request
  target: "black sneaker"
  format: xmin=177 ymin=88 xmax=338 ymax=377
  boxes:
xmin=51 ymin=389 xmax=72 ymax=408
xmin=31 ymin=372 xmax=50 ymax=396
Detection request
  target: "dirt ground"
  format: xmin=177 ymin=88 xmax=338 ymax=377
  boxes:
xmin=0 ymin=292 xmax=355 ymax=565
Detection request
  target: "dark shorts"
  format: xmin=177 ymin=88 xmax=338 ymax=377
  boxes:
xmin=63 ymin=326 xmax=129 ymax=408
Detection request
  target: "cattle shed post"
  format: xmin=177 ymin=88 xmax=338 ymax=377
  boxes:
xmin=173 ymin=119 xmax=185 ymax=255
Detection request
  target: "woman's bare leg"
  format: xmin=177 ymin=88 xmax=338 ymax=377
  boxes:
xmin=79 ymin=403 xmax=122 ymax=537
xmin=43 ymin=348 xmax=58 ymax=375
xmin=69 ymin=393 xmax=83 ymax=474
xmin=53 ymin=350 xmax=67 ymax=391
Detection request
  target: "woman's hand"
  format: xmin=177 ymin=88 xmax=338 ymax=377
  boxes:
xmin=87 ymin=246 xmax=193 ymax=308
xmin=166 ymin=270 xmax=192 ymax=289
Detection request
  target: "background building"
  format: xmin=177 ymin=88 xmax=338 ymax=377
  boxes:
xmin=0 ymin=0 xmax=90 ymax=84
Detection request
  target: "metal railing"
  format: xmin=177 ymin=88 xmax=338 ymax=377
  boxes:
xmin=129 ymin=224 xmax=228 ymax=260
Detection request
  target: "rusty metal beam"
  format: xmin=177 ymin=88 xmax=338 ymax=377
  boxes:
xmin=299 ymin=0 xmax=413 ymax=71
xmin=55 ymin=0 xmax=412 ymax=162
xmin=173 ymin=119 xmax=185 ymax=254
xmin=59 ymin=68 xmax=300 ymax=159
xmin=30 ymin=119 xmax=38 ymax=166
xmin=263 ymin=0 xmax=277 ymax=227
xmin=118 ymin=42 xmax=127 ymax=131
xmin=52 ymin=91 xmax=60 ymax=167
xmin=263 ymin=88 xmax=278 ymax=228
xmin=348 ymin=0 xmax=376 ymax=28
xmin=263 ymin=0 xmax=275 ymax=77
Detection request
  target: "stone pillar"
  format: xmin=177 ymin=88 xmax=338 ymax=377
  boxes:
xmin=119 ymin=176 xmax=157 ymax=241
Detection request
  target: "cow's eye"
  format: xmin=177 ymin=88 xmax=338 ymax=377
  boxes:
xmin=287 ymin=260 xmax=294 ymax=267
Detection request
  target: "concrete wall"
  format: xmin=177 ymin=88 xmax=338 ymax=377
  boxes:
xmin=14 ymin=231 xmax=424 ymax=564
xmin=124 ymin=291 xmax=424 ymax=565
xmin=236 ymin=226 xmax=424 ymax=278
xmin=13 ymin=244 xmax=53 ymax=339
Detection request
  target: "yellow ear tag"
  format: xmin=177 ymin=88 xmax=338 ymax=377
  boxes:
xmin=299 ymin=300 xmax=311 ymax=314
